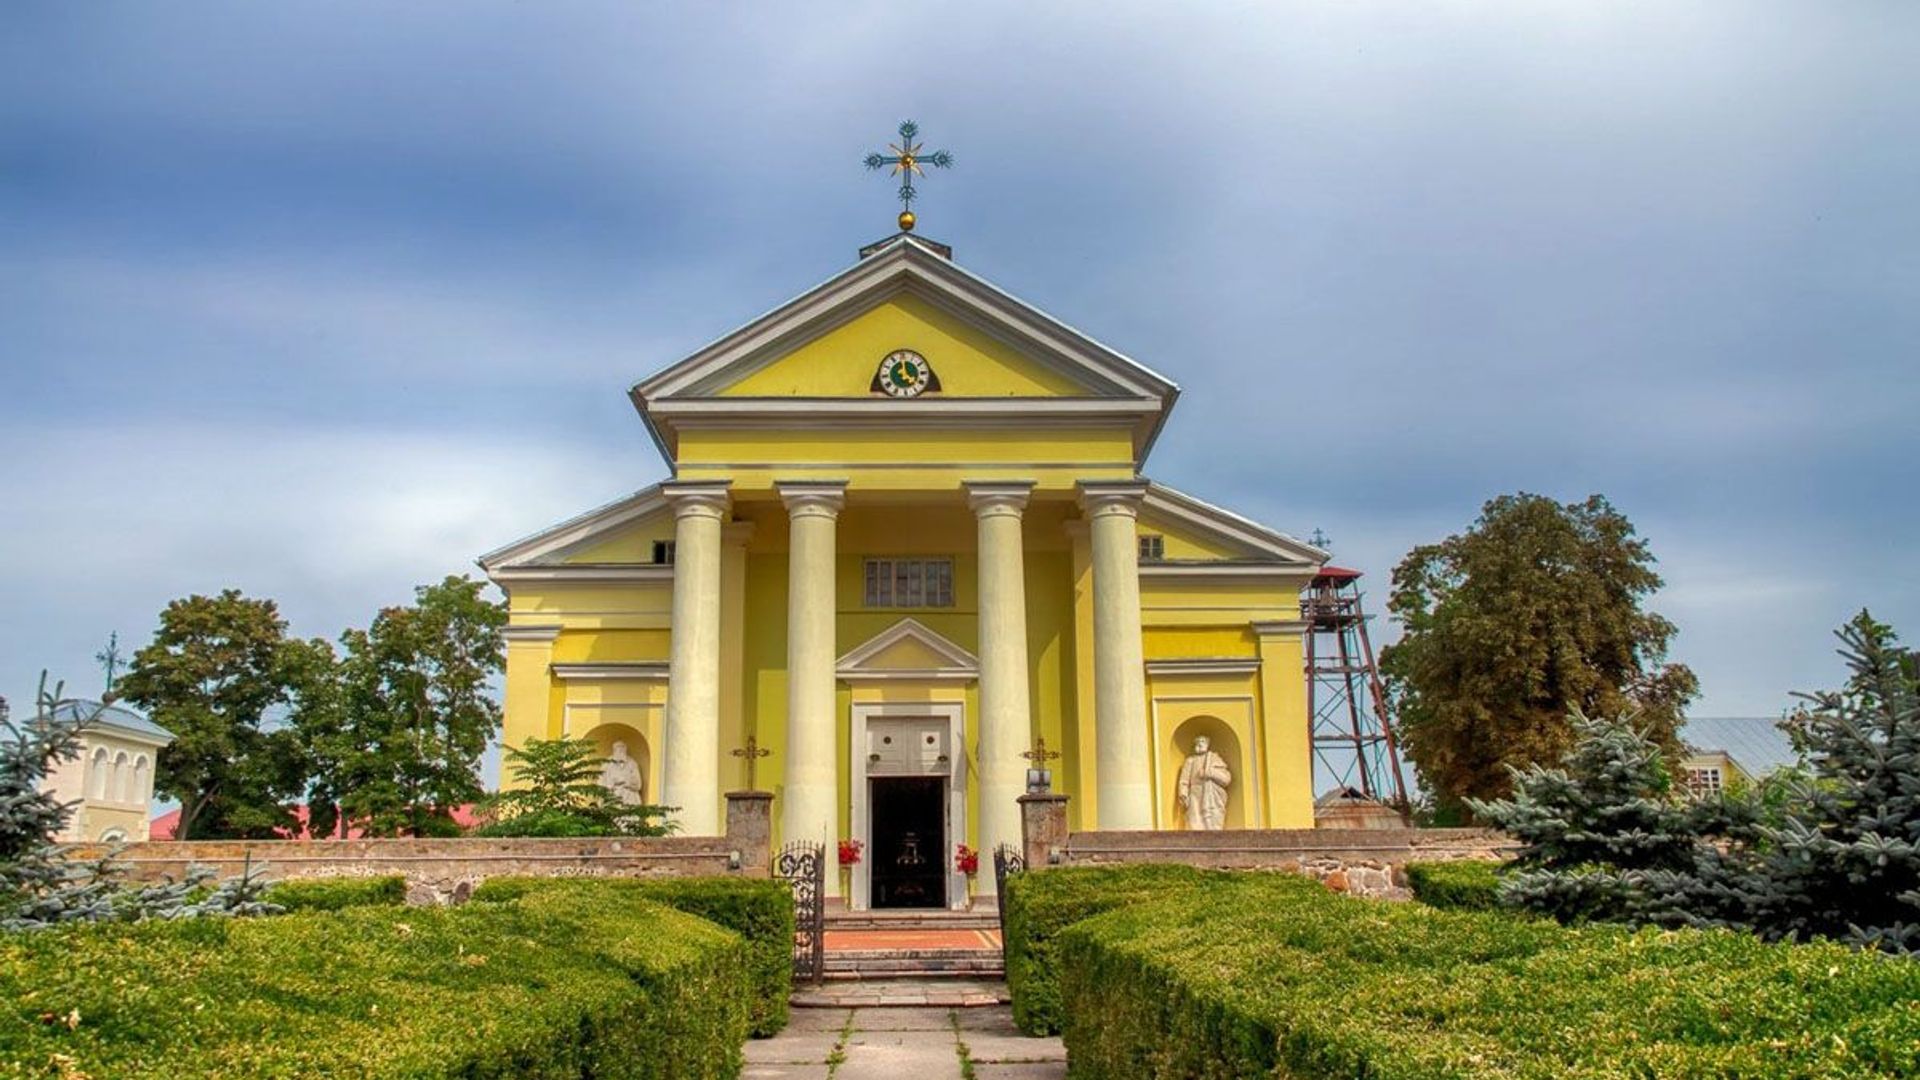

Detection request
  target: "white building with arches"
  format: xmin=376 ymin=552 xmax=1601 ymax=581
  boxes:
xmin=41 ymin=699 xmax=174 ymax=843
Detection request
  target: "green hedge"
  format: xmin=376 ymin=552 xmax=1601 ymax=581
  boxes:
xmin=1055 ymin=868 xmax=1920 ymax=1079
xmin=1404 ymin=859 xmax=1502 ymax=911
xmin=263 ymin=875 xmax=407 ymax=912
xmin=1001 ymin=863 xmax=1215 ymax=1035
xmin=473 ymin=875 xmax=793 ymax=1037
xmin=0 ymin=881 xmax=749 ymax=1078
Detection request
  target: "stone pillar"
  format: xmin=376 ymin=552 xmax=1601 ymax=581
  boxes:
xmin=1078 ymin=481 xmax=1153 ymax=830
xmin=661 ymin=481 xmax=730 ymax=836
xmin=966 ymin=480 xmax=1035 ymax=862
xmin=778 ymin=481 xmax=847 ymax=863
xmin=1018 ymin=792 xmax=1071 ymax=870
xmin=725 ymin=790 xmax=774 ymax=878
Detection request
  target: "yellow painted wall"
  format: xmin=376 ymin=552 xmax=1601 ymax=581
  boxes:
xmin=719 ymin=294 xmax=1093 ymax=399
xmin=675 ymin=427 xmax=1137 ymax=492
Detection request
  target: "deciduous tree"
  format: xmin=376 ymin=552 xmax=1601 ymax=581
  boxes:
xmin=116 ymin=591 xmax=330 ymax=840
xmin=314 ymin=576 xmax=505 ymax=837
xmin=1380 ymin=493 xmax=1696 ymax=814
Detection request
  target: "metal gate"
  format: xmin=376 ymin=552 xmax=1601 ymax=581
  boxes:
xmin=992 ymin=843 xmax=1025 ymax=964
xmin=774 ymin=840 xmax=825 ymax=986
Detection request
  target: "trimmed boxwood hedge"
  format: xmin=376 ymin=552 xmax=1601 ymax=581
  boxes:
xmin=472 ymin=875 xmax=794 ymax=1037
xmin=0 ymin=881 xmax=750 ymax=1078
xmin=1404 ymin=859 xmax=1502 ymax=911
xmin=1053 ymin=867 xmax=1920 ymax=1079
xmin=263 ymin=874 xmax=407 ymax=912
xmin=1001 ymin=863 xmax=1213 ymax=1035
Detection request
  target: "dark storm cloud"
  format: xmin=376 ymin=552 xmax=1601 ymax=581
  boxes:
xmin=3 ymin=1 xmax=1915 ymax=717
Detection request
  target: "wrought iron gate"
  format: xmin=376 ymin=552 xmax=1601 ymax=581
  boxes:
xmin=992 ymin=843 xmax=1025 ymax=964
xmin=774 ymin=840 xmax=825 ymax=986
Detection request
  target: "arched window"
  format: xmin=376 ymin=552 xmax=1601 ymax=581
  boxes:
xmin=112 ymin=752 xmax=131 ymax=804
xmin=132 ymin=756 xmax=152 ymax=803
xmin=98 ymin=827 xmax=127 ymax=843
xmin=89 ymin=747 xmax=111 ymax=800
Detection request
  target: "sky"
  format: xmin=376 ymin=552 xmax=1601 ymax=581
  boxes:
xmin=4 ymin=2 xmax=1916 ymax=746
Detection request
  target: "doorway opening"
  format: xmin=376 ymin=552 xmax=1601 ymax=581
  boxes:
xmin=868 ymin=776 xmax=947 ymax=909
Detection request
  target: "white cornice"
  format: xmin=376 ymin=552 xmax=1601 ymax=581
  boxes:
xmin=503 ymin=624 xmax=564 ymax=643
xmin=1138 ymin=563 xmax=1317 ymax=585
xmin=1144 ymin=657 xmax=1263 ymax=677
xmin=490 ymin=565 xmax=674 ymax=584
xmin=1251 ymin=619 xmax=1312 ymax=637
xmin=478 ymin=483 xmax=670 ymax=571
xmin=1139 ymin=482 xmax=1328 ymax=566
xmin=551 ymin=662 xmax=669 ymax=681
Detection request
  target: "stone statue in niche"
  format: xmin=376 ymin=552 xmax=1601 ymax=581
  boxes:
xmin=1176 ymin=735 xmax=1232 ymax=830
xmin=599 ymin=741 xmax=645 ymax=805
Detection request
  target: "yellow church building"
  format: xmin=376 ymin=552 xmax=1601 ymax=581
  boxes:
xmin=480 ymin=232 xmax=1328 ymax=906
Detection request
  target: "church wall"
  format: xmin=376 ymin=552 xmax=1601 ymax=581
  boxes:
xmin=674 ymin=426 xmax=1137 ymax=493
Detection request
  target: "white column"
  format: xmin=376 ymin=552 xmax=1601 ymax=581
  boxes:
xmin=966 ymin=480 xmax=1036 ymax=862
xmin=778 ymin=481 xmax=846 ymax=860
xmin=1079 ymin=481 xmax=1153 ymax=830
xmin=660 ymin=481 xmax=730 ymax=835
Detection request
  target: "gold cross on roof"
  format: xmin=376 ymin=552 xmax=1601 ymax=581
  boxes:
xmin=864 ymin=120 xmax=953 ymax=233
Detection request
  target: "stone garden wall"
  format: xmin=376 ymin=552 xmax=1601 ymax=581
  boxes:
xmin=1057 ymin=827 xmax=1514 ymax=900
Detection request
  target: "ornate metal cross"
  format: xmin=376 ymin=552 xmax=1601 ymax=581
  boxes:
xmin=864 ymin=119 xmax=953 ymax=233
xmin=1022 ymin=736 xmax=1061 ymax=768
xmin=95 ymin=632 xmax=124 ymax=698
xmin=732 ymin=734 xmax=772 ymax=790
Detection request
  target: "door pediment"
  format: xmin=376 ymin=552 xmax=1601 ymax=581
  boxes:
xmin=836 ymin=618 xmax=979 ymax=683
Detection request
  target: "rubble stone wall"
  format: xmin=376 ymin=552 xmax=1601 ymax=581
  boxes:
xmin=1058 ymin=827 xmax=1514 ymax=900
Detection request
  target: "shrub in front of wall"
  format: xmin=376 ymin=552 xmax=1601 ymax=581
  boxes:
xmin=472 ymin=875 xmax=794 ymax=1036
xmin=1054 ymin=868 xmax=1920 ymax=1080
xmin=1404 ymin=860 xmax=1503 ymax=912
xmin=1000 ymin=863 xmax=1218 ymax=1036
xmin=263 ymin=875 xmax=406 ymax=912
xmin=0 ymin=882 xmax=750 ymax=1078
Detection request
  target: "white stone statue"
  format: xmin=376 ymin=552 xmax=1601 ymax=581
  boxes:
xmin=1176 ymin=735 xmax=1232 ymax=831
xmin=599 ymin=741 xmax=645 ymax=805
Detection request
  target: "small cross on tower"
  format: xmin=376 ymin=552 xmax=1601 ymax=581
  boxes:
xmin=96 ymin=632 xmax=124 ymax=701
xmin=864 ymin=120 xmax=953 ymax=233
xmin=732 ymin=734 xmax=772 ymax=792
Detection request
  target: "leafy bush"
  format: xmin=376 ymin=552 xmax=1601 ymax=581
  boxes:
xmin=262 ymin=875 xmax=406 ymax=911
xmin=1404 ymin=860 xmax=1502 ymax=911
xmin=470 ymin=736 xmax=672 ymax=838
xmin=1000 ymin=863 xmax=1213 ymax=1035
xmin=0 ymin=880 xmax=750 ymax=1078
xmin=1055 ymin=867 xmax=1920 ymax=1079
xmin=473 ymin=875 xmax=793 ymax=1036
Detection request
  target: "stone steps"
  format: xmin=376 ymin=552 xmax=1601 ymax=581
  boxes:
xmin=825 ymin=912 xmax=1000 ymax=932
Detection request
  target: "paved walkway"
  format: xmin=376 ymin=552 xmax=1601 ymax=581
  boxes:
xmin=744 ymin=1000 xmax=1065 ymax=1080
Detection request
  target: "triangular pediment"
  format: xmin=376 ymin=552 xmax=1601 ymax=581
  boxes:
xmin=836 ymin=618 xmax=979 ymax=681
xmin=1138 ymin=483 xmax=1328 ymax=567
xmin=479 ymin=484 xmax=676 ymax=574
xmin=630 ymin=236 xmax=1180 ymax=464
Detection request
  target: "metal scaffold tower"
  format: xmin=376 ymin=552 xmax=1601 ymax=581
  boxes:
xmin=1303 ymin=566 xmax=1409 ymax=807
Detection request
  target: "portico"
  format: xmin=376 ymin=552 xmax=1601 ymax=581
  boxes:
xmin=481 ymin=232 xmax=1328 ymax=904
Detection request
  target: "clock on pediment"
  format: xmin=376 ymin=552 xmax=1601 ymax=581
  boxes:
xmin=870 ymin=349 xmax=941 ymax=398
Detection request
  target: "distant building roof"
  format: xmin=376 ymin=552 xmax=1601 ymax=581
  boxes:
xmin=47 ymin=700 xmax=174 ymax=746
xmin=150 ymin=803 xmax=483 ymax=841
xmin=1681 ymin=716 xmax=1799 ymax=779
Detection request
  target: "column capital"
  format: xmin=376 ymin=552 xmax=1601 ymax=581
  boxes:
xmin=964 ymin=480 xmax=1036 ymax=518
xmin=1077 ymin=480 xmax=1150 ymax=519
xmin=661 ymin=480 xmax=731 ymax=520
xmin=777 ymin=480 xmax=848 ymax=520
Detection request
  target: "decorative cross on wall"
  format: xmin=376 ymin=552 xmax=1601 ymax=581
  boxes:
xmin=732 ymin=735 xmax=772 ymax=791
xmin=1021 ymin=736 xmax=1061 ymax=768
xmin=864 ymin=119 xmax=953 ymax=233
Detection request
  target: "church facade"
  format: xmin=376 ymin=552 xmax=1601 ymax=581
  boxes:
xmin=480 ymin=234 xmax=1327 ymax=906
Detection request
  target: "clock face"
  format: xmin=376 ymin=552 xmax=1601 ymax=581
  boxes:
xmin=876 ymin=349 xmax=932 ymax=398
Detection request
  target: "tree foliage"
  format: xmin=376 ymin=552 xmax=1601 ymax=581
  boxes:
xmin=115 ymin=591 xmax=330 ymax=840
xmin=1380 ymin=493 xmax=1697 ymax=813
xmin=472 ymin=736 xmax=672 ymax=838
xmin=305 ymin=576 xmax=505 ymax=837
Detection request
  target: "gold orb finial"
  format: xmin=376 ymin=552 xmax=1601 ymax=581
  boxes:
xmin=898 ymin=210 xmax=916 ymax=232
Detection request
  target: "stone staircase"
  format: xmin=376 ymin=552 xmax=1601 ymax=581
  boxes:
xmin=821 ymin=904 xmax=1006 ymax=980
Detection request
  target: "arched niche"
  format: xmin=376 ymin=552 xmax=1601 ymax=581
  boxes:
xmin=1166 ymin=714 xmax=1248 ymax=830
xmin=133 ymin=755 xmax=151 ymax=804
xmin=111 ymin=751 xmax=131 ymax=804
xmin=579 ymin=722 xmax=652 ymax=803
xmin=89 ymin=747 xmax=110 ymax=800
